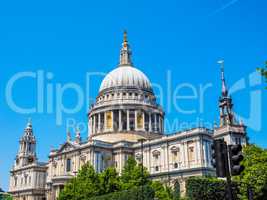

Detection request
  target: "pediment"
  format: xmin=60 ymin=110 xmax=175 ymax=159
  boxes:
xmin=58 ymin=142 xmax=77 ymax=153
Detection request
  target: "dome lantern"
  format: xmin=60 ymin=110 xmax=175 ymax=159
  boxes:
xmin=119 ymin=30 xmax=132 ymax=66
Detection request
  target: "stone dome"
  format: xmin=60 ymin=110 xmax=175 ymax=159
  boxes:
xmin=88 ymin=32 xmax=164 ymax=142
xmin=99 ymin=66 xmax=152 ymax=92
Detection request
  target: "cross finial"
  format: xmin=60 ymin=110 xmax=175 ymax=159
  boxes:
xmin=26 ymin=117 xmax=32 ymax=128
xmin=123 ymin=30 xmax=128 ymax=44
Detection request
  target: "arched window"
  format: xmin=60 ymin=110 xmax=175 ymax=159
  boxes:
xmin=173 ymin=181 xmax=180 ymax=198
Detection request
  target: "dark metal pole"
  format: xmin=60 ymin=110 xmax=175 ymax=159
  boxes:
xmin=166 ymin=140 xmax=170 ymax=186
xmin=224 ymin=143 xmax=233 ymax=200
xmin=139 ymin=138 xmax=145 ymax=200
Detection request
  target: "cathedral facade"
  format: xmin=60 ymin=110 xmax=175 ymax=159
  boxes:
xmin=9 ymin=32 xmax=247 ymax=200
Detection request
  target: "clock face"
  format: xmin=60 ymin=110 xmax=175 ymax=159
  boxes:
xmin=28 ymin=156 xmax=34 ymax=163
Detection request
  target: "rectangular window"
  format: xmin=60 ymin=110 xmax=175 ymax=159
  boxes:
xmin=66 ymin=159 xmax=71 ymax=172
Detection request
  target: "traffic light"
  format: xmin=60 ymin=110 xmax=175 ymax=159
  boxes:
xmin=229 ymin=144 xmax=245 ymax=176
xmin=211 ymin=139 xmax=228 ymax=177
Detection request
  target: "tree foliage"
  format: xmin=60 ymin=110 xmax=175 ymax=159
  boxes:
xmin=257 ymin=61 xmax=267 ymax=88
xmin=151 ymin=181 xmax=174 ymax=200
xmin=58 ymin=164 xmax=102 ymax=200
xmin=58 ymin=156 xmax=179 ymax=200
xmin=88 ymin=185 xmax=155 ymax=200
xmin=186 ymin=176 xmax=226 ymax=200
xmin=0 ymin=193 xmax=13 ymax=200
xmin=235 ymin=144 xmax=267 ymax=200
xmin=99 ymin=167 xmax=120 ymax=194
xmin=120 ymin=156 xmax=150 ymax=190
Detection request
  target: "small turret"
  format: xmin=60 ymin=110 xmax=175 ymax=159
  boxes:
xmin=15 ymin=119 xmax=37 ymax=167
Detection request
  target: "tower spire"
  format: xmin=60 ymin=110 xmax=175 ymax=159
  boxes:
xmin=218 ymin=60 xmax=228 ymax=97
xmin=119 ymin=30 xmax=132 ymax=66
xmin=217 ymin=60 xmax=235 ymax=127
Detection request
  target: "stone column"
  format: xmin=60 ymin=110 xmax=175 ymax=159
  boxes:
xmin=104 ymin=112 xmax=107 ymax=132
xmin=182 ymin=142 xmax=186 ymax=168
xmin=184 ymin=142 xmax=189 ymax=168
xmin=98 ymin=113 xmax=101 ymax=133
xmin=127 ymin=110 xmax=130 ymax=131
xmin=154 ymin=114 xmax=157 ymax=132
xmin=119 ymin=110 xmax=122 ymax=131
xmin=165 ymin=144 xmax=169 ymax=172
xmin=88 ymin=117 xmax=92 ymax=136
xmin=149 ymin=113 xmax=152 ymax=132
xmin=142 ymin=112 xmax=145 ymax=131
xmin=111 ymin=110 xmax=114 ymax=132
xmin=159 ymin=116 xmax=162 ymax=133
xmin=148 ymin=145 xmax=151 ymax=173
xmin=92 ymin=115 xmax=95 ymax=135
xmin=196 ymin=139 xmax=202 ymax=167
xmin=135 ymin=110 xmax=138 ymax=130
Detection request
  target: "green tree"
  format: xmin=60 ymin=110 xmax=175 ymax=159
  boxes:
xmin=58 ymin=157 xmax=178 ymax=200
xmin=99 ymin=167 xmax=121 ymax=194
xmin=0 ymin=193 xmax=13 ymax=200
xmin=58 ymin=163 xmax=101 ymax=200
xmin=151 ymin=181 xmax=173 ymax=200
xmin=120 ymin=156 xmax=150 ymax=190
xmin=186 ymin=176 xmax=226 ymax=200
xmin=235 ymin=145 xmax=267 ymax=200
xmin=257 ymin=61 xmax=267 ymax=88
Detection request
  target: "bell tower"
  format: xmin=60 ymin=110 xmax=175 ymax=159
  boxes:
xmin=214 ymin=60 xmax=247 ymax=145
xmin=15 ymin=119 xmax=37 ymax=168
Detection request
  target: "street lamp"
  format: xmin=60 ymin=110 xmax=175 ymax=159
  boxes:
xmin=138 ymin=138 xmax=146 ymax=200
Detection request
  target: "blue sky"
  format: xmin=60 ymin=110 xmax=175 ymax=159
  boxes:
xmin=0 ymin=0 xmax=266 ymax=190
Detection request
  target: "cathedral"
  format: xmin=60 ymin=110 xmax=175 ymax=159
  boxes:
xmin=8 ymin=32 xmax=247 ymax=200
